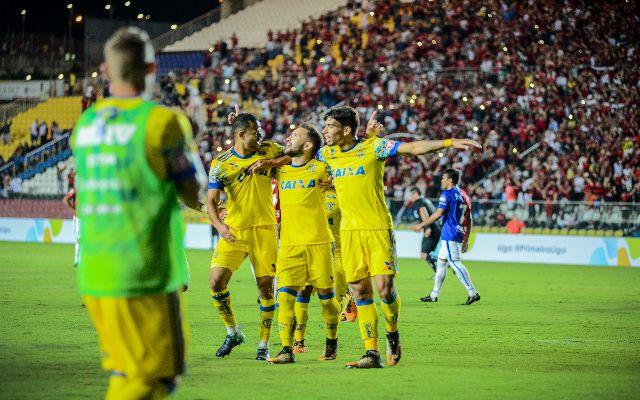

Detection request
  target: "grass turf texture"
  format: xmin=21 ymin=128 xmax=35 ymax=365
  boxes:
xmin=0 ymin=242 xmax=639 ymax=399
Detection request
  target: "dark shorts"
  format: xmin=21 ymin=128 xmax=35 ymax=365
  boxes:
xmin=421 ymin=235 xmax=439 ymax=254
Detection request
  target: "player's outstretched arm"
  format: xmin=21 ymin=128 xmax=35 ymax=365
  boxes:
xmin=207 ymin=188 xmax=236 ymax=242
xmin=419 ymin=207 xmax=444 ymax=229
xmin=397 ymin=138 xmax=482 ymax=156
xmin=247 ymin=155 xmax=292 ymax=174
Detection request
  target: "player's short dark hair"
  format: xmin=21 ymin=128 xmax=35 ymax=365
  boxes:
xmin=410 ymin=187 xmax=422 ymax=196
xmin=232 ymin=113 xmax=258 ymax=134
xmin=301 ymin=123 xmax=323 ymax=155
xmin=443 ymin=168 xmax=460 ymax=185
xmin=324 ymin=106 xmax=359 ymax=135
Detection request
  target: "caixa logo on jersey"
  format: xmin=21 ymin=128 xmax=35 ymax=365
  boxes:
xmin=280 ymin=179 xmax=317 ymax=190
xmin=334 ymin=166 xmax=365 ymax=178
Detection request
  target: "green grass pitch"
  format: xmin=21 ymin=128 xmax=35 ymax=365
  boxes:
xmin=0 ymin=241 xmax=639 ymax=399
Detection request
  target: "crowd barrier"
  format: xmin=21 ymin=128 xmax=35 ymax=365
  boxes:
xmin=1 ymin=218 xmax=638 ymax=267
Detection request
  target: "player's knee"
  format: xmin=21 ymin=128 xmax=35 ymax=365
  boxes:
xmin=256 ymin=278 xmax=274 ymax=299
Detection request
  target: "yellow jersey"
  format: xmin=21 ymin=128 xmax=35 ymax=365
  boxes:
xmin=324 ymin=188 xmax=341 ymax=249
xmin=208 ymin=141 xmax=283 ymax=229
xmin=317 ymin=137 xmax=401 ymax=231
xmin=275 ymin=159 xmax=333 ymax=246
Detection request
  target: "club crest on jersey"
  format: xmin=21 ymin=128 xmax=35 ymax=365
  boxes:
xmin=385 ymin=141 xmax=396 ymax=150
xmin=356 ymin=150 xmax=365 ymax=159
xmin=334 ymin=166 xmax=365 ymax=178
xmin=307 ymin=163 xmax=316 ymax=173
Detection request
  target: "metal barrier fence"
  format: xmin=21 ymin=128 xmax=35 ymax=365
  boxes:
xmin=394 ymin=198 xmax=640 ymax=236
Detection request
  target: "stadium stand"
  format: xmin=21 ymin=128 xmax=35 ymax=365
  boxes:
xmin=0 ymin=97 xmax=81 ymax=161
xmin=1 ymin=0 xmax=638 ymax=237
xmin=164 ymin=0 xmax=347 ymax=51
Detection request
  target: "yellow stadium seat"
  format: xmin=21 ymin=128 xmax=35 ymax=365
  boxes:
xmin=0 ymin=97 xmax=82 ymax=160
xmin=614 ymin=230 xmax=624 ymax=237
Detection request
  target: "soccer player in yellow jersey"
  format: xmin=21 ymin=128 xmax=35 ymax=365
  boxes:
xmin=318 ymin=107 xmax=481 ymax=368
xmin=206 ymin=111 xmax=285 ymax=360
xmin=267 ymin=124 xmax=341 ymax=364
xmin=292 ymin=187 xmax=357 ymax=354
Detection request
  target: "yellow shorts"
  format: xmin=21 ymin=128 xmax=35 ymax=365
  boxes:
xmin=276 ymin=242 xmax=335 ymax=289
xmin=211 ymin=225 xmax=277 ymax=277
xmin=340 ymin=229 xmax=398 ymax=282
xmin=83 ymin=292 xmax=186 ymax=381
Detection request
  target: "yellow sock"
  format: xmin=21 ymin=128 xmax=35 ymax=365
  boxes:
xmin=380 ymin=291 xmax=401 ymax=333
xmin=277 ymin=288 xmax=297 ymax=347
xmin=356 ymin=299 xmax=378 ymax=351
xmin=319 ymin=292 xmax=339 ymax=340
xmin=210 ymin=288 xmax=237 ymax=329
xmin=258 ymin=297 xmax=276 ymax=346
xmin=294 ymin=294 xmax=310 ymax=342
xmin=334 ymin=255 xmax=348 ymax=301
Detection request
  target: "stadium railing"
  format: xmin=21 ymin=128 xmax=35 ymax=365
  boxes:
xmin=392 ymin=198 xmax=640 ymax=237
xmin=0 ymin=98 xmax=44 ymax=125
xmin=0 ymin=132 xmax=71 ymax=179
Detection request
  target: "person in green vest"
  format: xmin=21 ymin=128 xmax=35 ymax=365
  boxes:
xmin=70 ymin=27 xmax=206 ymax=400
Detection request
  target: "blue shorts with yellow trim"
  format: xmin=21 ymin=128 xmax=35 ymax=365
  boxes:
xmin=340 ymin=229 xmax=398 ymax=282
xmin=276 ymin=242 xmax=335 ymax=289
xmin=211 ymin=225 xmax=277 ymax=277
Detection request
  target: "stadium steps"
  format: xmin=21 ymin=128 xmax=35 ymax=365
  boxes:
xmin=22 ymin=156 xmax=75 ymax=196
xmin=0 ymin=97 xmax=82 ymax=161
xmin=164 ymin=0 xmax=347 ymax=51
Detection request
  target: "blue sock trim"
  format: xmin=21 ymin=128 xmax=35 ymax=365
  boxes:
xmin=110 ymin=370 xmax=126 ymax=378
xmin=356 ymin=298 xmax=374 ymax=306
xmin=318 ymin=292 xmax=335 ymax=300
xmin=278 ymin=287 xmax=297 ymax=297
xmin=211 ymin=290 xmax=230 ymax=301
xmin=259 ymin=304 xmax=277 ymax=312
xmin=381 ymin=291 xmax=397 ymax=305
xmin=161 ymin=378 xmax=177 ymax=394
xmin=296 ymin=295 xmax=311 ymax=303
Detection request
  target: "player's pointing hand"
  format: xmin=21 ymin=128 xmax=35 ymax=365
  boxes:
xmin=228 ymin=104 xmax=240 ymax=125
xmin=451 ymin=139 xmax=482 ymax=150
xmin=366 ymin=111 xmax=383 ymax=138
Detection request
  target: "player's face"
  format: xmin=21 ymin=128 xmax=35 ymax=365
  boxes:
xmin=284 ymin=128 xmax=307 ymax=156
xmin=241 ymin=121 xmax=261 ymax=152
xmin=441 ymin=174 xmax=452 ymax=189
xmin=323 ymin=117 xmax=345 ymax=146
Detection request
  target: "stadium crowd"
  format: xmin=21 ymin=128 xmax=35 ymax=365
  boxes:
xmin=2 ymin=0 xmax=639 ymax=231
xmin=158 ymin=0 xmax=639 ymax=209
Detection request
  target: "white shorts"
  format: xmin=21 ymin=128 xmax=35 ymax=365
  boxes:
xmin=437 ymin=240 xmax=461 ymax=262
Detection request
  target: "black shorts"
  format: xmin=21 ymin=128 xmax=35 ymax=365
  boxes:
xmin=421 ymin=235 xmax=439 ymax=254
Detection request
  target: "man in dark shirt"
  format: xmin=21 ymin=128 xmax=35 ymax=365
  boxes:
xmin=409 ymin=187 xmax=441 ymax=281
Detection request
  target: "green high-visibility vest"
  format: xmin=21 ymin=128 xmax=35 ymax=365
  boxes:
xmin=71 ymin=99 xmax=188 ymax=297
